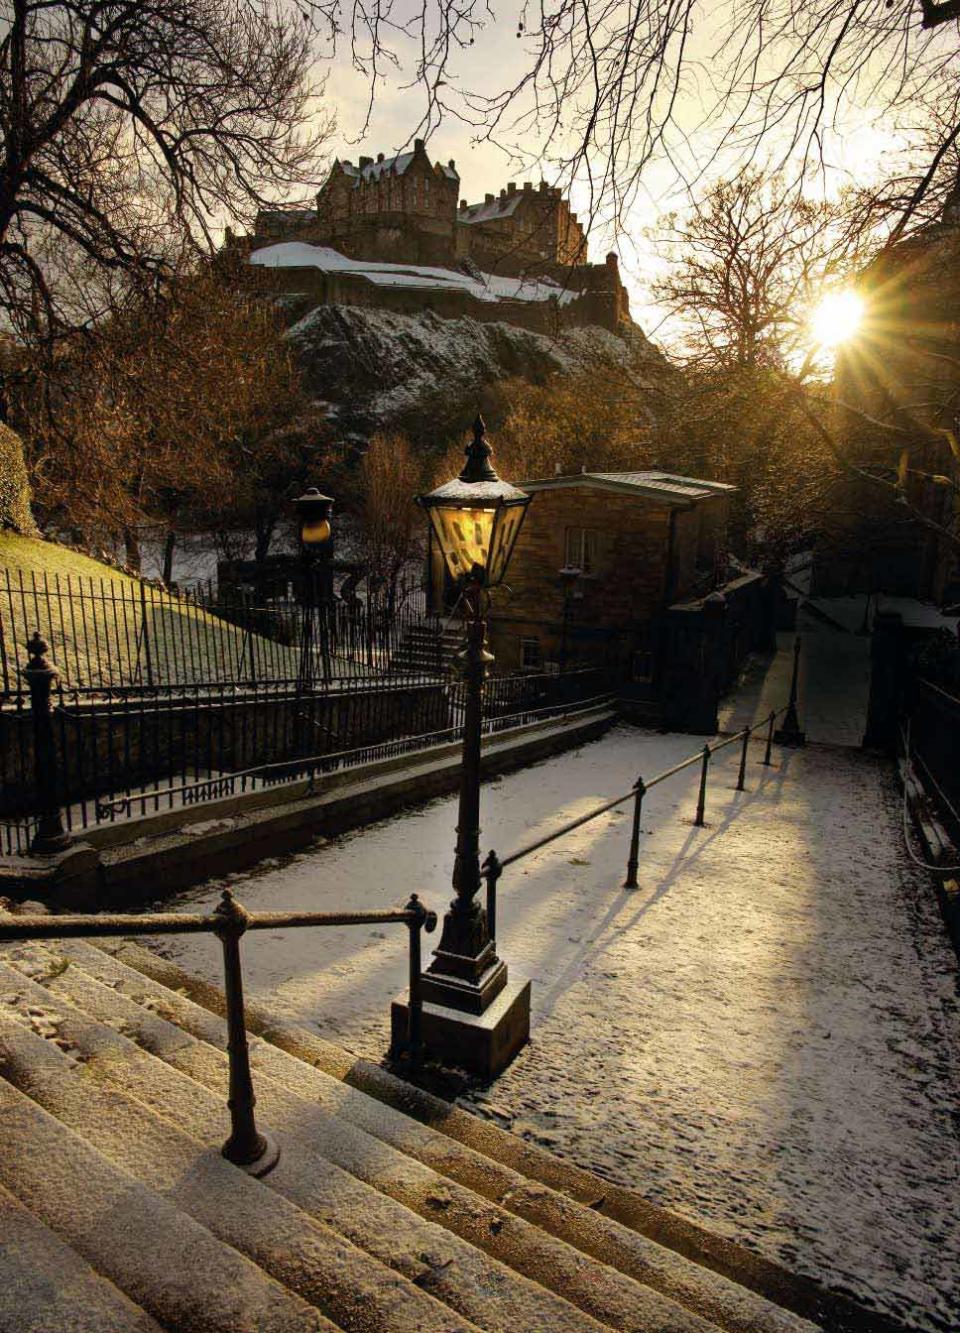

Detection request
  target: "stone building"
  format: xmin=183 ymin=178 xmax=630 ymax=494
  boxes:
xmin=244 ymin=139 xmax=588 ymax=277
xmin=426 ymin=470 xmax=736 ymax=677
xmin=455 ymin=181 xmax=586 ymax=273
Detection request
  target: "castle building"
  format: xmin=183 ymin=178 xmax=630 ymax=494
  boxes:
xmin=249 ymin=139 xmax=588 ymax=276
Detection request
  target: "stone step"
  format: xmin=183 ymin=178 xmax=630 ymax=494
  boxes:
xmin=0 ymin=948 xmax=614 ymax=1333
xmin=91 ymin=941 xmax=819 ymax=1333
xmin=7 ymin=940 xmax=724 ymax=1333
xmin=0 ymin=989 xmax=477 ymax=1333
xmin=0 ymin=1070 xmax=329 ymax=1332
xmin=0 ymin=1184 xmax=164 ymax=1333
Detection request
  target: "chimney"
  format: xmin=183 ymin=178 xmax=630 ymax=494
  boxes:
xmin=448 ymin=159 xmax=456 ymax=171
xmin=539 ymin=181 xmax=547 ymax=193
xmin=523 ymin=181 xmax=532 ymax=192
xmin=460 ymin=199 xmax=468 ymax=210
xmin=341 ymin=159 xmax=352 ymax=168
xmin=414 ymin=138 xmax=425 ymax=151
xmin=486 ymin=193 xmax=495 ymax=205
xmin=377 ymin=152 xmax=384 ymax=163
xmin=499 ymin=189 xmax=506 ymax=200
xmin=606 ymin=252 xmax=619 ymax=269
xmin=359 ymin=155 xmax=373 ymax=168
xmin=508 ymin=181 xmax=517 ymax=194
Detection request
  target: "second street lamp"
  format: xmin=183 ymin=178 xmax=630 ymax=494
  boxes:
xmin=403 ymin=416 xmax=532 ymax=1074
xmin=293 ymin=487 xmax=334 ymax=692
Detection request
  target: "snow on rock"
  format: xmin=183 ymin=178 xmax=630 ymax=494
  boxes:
xmin=159 ymin=723 xmax=960 ymax=1331
xmin=283 ymin=303 xmax=670 ymax=435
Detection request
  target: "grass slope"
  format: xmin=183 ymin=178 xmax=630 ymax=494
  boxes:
xmin=1 ymin=532 xmax=302 ymax=691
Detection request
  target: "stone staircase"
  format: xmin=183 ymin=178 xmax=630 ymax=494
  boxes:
xmin=0 ymin=937 xmax=893 ymax=1333
xmin=389 ymin=618 xmax=463 ymax=676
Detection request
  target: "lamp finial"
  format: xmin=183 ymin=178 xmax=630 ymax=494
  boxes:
xmin=460 ymin=414 xmax=499 ymax=484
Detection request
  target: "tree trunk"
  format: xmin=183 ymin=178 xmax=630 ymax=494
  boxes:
xmin=123 ymin=527 xmax=141 ymax=572
xmin=162 ymin=530 xmax=176 ymax=585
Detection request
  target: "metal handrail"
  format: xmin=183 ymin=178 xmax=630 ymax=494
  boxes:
xmin=0 ymin=889 xmax=437 ymax=1177
xmin=483 ymin=703 xmax=790 ymax=930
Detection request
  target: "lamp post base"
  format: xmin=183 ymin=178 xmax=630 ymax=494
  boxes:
xmin=392 ymin=975 xmax=530 ymax=1079
xmin=420 ymin=949 xmax=507 ymax=1015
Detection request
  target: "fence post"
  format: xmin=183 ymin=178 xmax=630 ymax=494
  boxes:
xmin=695 ymin=744 xmax=710 ymax=826
xmin=213 ymin=890 xmax=280 ymax=1176
xmin=774 ymin=635 xmax=806 ymax=746
xmin=736 ymin=727 xmax=749 ymax=791
xmin=404 ymin=892 xmax=437 ymax=1067
xmin=482 ymin=850 xmax=502 ymax=940
xmin=138 ymin=581 xmax=153 ymax=688
xmin=623 ymin=778 xmax=645 ymax=888
xmin=763 ymin=709 xmax=775 ymax=766
xmin=22 ymin=633 xmax=71 ymax=856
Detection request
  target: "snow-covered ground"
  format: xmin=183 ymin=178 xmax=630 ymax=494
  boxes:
xmin=156 ymin=699 xmax=960 ymax=1330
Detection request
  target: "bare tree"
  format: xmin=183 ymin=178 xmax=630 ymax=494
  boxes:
xmin=651 ymin=171 xmax=864 ymax=369
xmin=357 ymin=432 xmax=427 ymax=610
xmin=0 ymin=0 xmax=331 ymax=343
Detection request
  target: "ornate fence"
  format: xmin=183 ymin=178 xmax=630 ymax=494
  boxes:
xmin=0 ymin=568 xmax=436 ymax=698
xmin=2 ymin=630 xmax=611 ymax=856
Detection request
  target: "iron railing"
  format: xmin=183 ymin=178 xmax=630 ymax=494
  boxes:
xmin=482 ymin=698 xmax=796 ymax=942
xmin=0 ymin=568 xmax=442 ymax=699
xmin=0 ymin=888 xmax=437 ymax=1175
xmin=1 ymin=639 xmax=611 ymax=855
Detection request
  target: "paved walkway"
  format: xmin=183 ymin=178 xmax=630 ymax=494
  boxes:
xmin=159 ymin=658 xmax=960 ymax=1330
xmin=720 ymin=601 xmax=872 ymax=747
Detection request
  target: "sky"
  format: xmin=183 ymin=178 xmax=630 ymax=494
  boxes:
xmin=296 ymin=2 xmax=927 ymax=343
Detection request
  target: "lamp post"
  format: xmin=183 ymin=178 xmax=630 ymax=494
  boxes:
xmin=406 ymin=416 xmax=531 ymax=1072
xmin=293 ymin=487 xmax=334 ymax=692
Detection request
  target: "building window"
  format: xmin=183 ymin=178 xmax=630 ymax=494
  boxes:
xmin=520 ymin=637 xmax=542 ymax=672
xmin=564 ymin=527 xmax=600 ymax=575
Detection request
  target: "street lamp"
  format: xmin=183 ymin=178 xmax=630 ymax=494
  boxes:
xmin=413 ymin=417 xmax=530 ymax=1063
xmin=293 ymin=487 xmax=334 ymax=691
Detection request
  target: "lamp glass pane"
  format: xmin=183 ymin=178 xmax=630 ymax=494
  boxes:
xmin=431 ymin=505 xmax=496 ymax=579
xmin=301 ymin=517 xmax=331 ymax=546
xmin=488 ymin=504 xmax=527 ymax=585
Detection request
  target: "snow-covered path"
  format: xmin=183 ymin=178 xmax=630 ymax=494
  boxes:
xmin=159 ymin=724 xmax=960 ymax=1330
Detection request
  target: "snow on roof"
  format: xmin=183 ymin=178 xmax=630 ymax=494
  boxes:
xmin=518 ymin=470 xmax=737 ymax=504
xmin=250 ymin=241 xmax=580 ymax=305
xmin=458 ymin=194 xmax=525 ymax=225
xmin=337 ymin=151 xmax=459 ymax=184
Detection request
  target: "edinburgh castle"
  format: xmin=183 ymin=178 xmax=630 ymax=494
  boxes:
xmin=230 ymin=140 xmax=631 ymax=334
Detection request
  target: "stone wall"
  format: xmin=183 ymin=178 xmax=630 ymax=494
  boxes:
xmin=261 ymin=258 xmax=627 ymax=334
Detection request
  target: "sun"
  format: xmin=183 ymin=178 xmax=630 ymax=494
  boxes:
xmin=809 ymin=290 xmax=864 ymax=349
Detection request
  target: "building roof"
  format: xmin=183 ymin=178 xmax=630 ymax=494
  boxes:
xmin=458 ymin=193 xmax=525 ymax=225
xmin=338 ymin=151 xmax=459 ymax=185
xmin=517 ymin=470 xmax=736 ymax=506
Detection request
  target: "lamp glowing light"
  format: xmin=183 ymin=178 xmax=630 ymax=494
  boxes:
xmin=809 ymin=290 xmax=864 ymax=349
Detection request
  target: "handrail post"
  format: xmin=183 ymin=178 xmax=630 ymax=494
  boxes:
xmin=482 ymin=850 xmax=502 ymax=942
xmin=763 ymin=709 xmax=775 ymax=766
xmin=774 ymin=635 xmax=806 ymax=746
xmin=623 ymin=777 xmax=645 ymax=889
xmin=736 ymin=727 xmax=749 ymax=791
xmin=404 ymin=893 xmax=437 ymax=1066
xmin=22 ymin=633 xmax=72 ymax=856
xmin=213 ymin=890 xmax=280 ymax=1176
xmin=695 ymin=744 xmax=710 ymax=826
